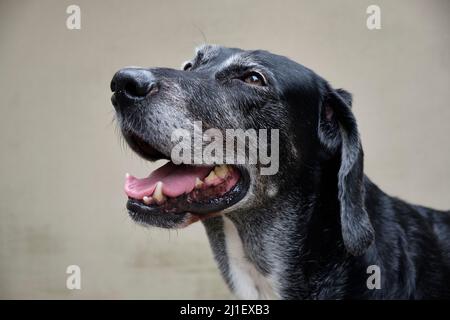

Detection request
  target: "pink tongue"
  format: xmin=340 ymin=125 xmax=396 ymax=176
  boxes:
xmin=124 ymin=162 xmax=213 ymax=199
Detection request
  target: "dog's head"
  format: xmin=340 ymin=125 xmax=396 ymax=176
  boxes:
xmin=111 ymin=45 xmax=374 ymax=256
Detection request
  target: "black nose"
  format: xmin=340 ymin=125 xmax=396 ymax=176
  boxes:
xmin=110 ymin=68 xmax=158 ymax=98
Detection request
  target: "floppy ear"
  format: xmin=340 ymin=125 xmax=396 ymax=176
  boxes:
xmin=318 ymin=87 xmax=375 ymax=256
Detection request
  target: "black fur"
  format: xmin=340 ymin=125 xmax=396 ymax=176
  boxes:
xmin=112 ymin=45 xmax=450 ymax=299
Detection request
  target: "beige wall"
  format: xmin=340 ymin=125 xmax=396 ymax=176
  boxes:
xmin=0 ymin=0 xmax=449 ymax=299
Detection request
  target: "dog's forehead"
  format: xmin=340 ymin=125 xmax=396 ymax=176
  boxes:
xmin=192 ymin=44 xmax=245 ymax=67
xmin=189 ymin=45 xmax=315 ymax=89
xmin=192 ymin=45 xmax=295 ymax=70
xmin=190 ymin=46 xmax=289 ymax=81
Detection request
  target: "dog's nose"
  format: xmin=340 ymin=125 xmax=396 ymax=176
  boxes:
xmin=110 ymin=68 xmax=158 ymax=98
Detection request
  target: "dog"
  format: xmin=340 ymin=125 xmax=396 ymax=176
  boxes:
xmin=110 ymin=45 xmax=450 ymax=299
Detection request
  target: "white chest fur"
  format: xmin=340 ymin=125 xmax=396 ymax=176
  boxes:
xmin=222 ymin=217 xmax=278 ymax=300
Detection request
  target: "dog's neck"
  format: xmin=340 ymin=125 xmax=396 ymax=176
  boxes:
xmin=202 ymin=161 xmax=351 ymax=299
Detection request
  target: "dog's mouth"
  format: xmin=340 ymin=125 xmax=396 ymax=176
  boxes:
xmin=123 ymin=132 xmax=250 ymax=226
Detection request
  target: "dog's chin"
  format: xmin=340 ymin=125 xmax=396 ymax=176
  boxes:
xmin=122 ymin=131 xmax=250 ymax=229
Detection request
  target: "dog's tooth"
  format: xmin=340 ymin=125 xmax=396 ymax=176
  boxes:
xmin=143 ymin=196 xmax=152 ymax=205
xmin=195 ymin=177 xmax=204 ymax=189
xmin=153 ymin=181 xmax=166 ymax=204
xmin=214 ymin=165 xmax=229 ymax=179
xmin=204 ymin=170 xmax=218 ymax=184
xmin=125 ymin=173 xmax=130 ymax=178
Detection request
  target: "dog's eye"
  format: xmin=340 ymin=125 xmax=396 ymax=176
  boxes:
xmin=242 ymin=72 xmax=266 ymax=86
xmin=183 ymin=62 xmax=193 ymax=71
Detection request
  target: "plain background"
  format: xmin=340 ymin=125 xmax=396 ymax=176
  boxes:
xmin=0 ymin=0 xmax=449 ymax=299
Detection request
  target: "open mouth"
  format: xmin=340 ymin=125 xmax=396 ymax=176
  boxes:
xmin=123 ymin=132 xmax=250 ymax=225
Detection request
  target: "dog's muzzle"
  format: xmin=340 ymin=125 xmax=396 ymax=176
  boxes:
xmin=110 ymin=67 xmax=251 ymax=228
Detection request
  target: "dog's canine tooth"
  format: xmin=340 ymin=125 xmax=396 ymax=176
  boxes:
xmin=125 ymin=172 xmax=130 ymax=178
xmin=153 ymin=181 xmax=166 ymax=204
xmin=143 ymin=196 xmax=152 ymax=205
xmin=214 ymin=165 xmax=229 ymax=179
xmin=204 ymin=170 xmax=218 ymax=184
xmin=195 ymin=177 xmax=204 ymax=189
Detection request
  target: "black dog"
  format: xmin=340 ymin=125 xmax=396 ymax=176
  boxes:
xmin=111 ymin=45 xmax=450 ymax=299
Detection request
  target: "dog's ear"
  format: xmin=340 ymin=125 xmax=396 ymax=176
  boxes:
xmin=318 ymin=87 xmax=375 ymax=256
